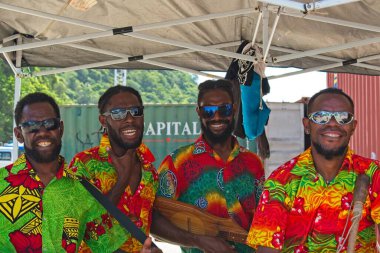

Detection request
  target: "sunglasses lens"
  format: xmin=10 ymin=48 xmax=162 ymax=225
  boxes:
xmin=110 ymin=108 xmax=127 ymax=120
xmin=335 ymin=112 xmax=354 ymax=124
xmin=310 ymin=111 xmax=330 ymax=124
xmin=130 ymin=107 xmax=144 ymax=117
xmin=219 ymin=104 xmax=233 ymax=117
xmin=44 ymin=118 xmax=60 ymax=130
xmin=201 ymin=106 xmax=217 ymax=119
xmin=109 ymin=107 xmax=144 ymax=120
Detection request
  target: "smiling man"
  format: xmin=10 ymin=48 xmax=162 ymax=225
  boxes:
xmin=0 ymin=92 xmax=136 ymax=252
xmin=67 ymin=86 xmax=159 ymax=253
xmin=152 ymin=79 xmax=264 ymax=253
xmin=247 ymin=88 xmax=380 ymax=253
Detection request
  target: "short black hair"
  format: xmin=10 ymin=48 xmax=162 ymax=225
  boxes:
xmin=98 ymin=85 xmax=143 ymax=114
xmin=307 ymin=87 xmax=354 ymax=114
xmin=14 ymin=92 xmax=60 ymax=126
xmin=197 ymin=79 xmax=234 ymax=105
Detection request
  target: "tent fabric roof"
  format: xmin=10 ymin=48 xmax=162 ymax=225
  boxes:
xmin=1 ymin=0 xmax=380 ymax=77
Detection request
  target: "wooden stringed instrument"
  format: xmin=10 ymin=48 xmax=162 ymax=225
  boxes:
xmin=154 ymin=196 xmax=248 ymax=243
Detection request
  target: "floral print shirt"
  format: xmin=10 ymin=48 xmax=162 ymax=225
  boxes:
xmin=247 ymin=148 xmax=380 ymax=252
xmin=158 ymin=135 xmax=264 ymax=253
xmin=67 ymin=134 xmax=158 ymax=253
xmin=0 ymin=154 xmax=126 ymax=253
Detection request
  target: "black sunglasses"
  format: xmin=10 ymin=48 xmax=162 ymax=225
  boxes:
xmin=198 ymin=104 xmax=233 ymax=119
xmin=308 ymin=111 xmax=354 ymax=125
xmin=102 ymin=106 xmax=144 ymax=120
xmin=19 ymin=118 xmax=61 ymax=133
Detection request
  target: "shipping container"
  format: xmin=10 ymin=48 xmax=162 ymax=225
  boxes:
xmin=327 ymin=73 xmax=380 ymax=159
xmin=60 ymin=104 xmax=257 ymax=167
xmin=60 ymin=103 xmax=304 ymax=174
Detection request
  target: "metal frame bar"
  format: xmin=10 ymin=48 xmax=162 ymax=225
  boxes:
xmin=31 ymin=41 xmax=241 ymax=78
xmin=259 ymin=0 xmax=361 ymax=12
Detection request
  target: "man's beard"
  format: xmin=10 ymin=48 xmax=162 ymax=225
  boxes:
xmin=201 ymin=118 xmax=234 ymax=145
xmin=25 ymin=141 xmax=62 ymax=163
xmin=312 ymin=140 xmax=347 ymax=160
xmin=107 ymin=122 xmax=143 ymax=150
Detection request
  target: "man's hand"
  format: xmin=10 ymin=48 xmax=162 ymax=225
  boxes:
xmin=141 ymin=237 xmax=163 ymax=253
xmin=195 ymin=235 xmax=237 ymax=253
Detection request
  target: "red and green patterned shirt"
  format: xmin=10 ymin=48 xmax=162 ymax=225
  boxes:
xmin=158 ymin=135 xmax=264 ymax=253
xmin=0 ymin=154 xmax=127 ymax=253
xmin=247 ymin=147 xmax=380 ymax=252
xmin=66 ymin=134 xmax=158 ymax=253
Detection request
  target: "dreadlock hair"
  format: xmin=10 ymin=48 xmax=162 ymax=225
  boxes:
xmin=14 ymin=92 xmax=60 ymax=126
xmin=197 ymin=79 xmax=234 ymax=105
xmin=98 ymin=85 xmax=143 ymax=114
xmin=307 ymin=87 xmax=354 ymax=114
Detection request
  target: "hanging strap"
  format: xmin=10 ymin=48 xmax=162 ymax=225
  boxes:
xmin=80 ymin=179 xmax=158 ymax=250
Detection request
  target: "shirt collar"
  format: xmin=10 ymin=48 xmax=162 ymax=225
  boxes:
xmin=292 ymin=147 xmax=354 ymax=178
xmin=98 ymin=133 xmax=155 ymax=166
xmin=193 ymin=135 xmax=240 ymax=162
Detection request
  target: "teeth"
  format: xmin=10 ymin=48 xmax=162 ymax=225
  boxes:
xmin=122 ymin=129 xmax=136 ymax=136
xmin=324 ymin=133 xmax=340 ymax=137
xmin=38 ymin=141 xmax=51 ymax=147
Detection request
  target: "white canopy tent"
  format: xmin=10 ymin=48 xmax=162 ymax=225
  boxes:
xmin=1 ymin=0 xmax=380 ymax=158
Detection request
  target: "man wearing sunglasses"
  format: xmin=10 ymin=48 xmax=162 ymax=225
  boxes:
xmin=152 ymin=79 xmax=265 ymax=253
xmin=67 ymin=86 xmax=160 ymax=253
xmin=247 ymin=88 xmax=380 ymax=252
xmin=0 ymin=92 xmax=160 ymax=252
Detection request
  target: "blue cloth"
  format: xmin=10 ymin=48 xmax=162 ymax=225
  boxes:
xmin=240 ymin=72 xmax=271 ymax=140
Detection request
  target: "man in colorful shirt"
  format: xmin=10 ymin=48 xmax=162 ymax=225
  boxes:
xmin=67 ymin=86 xmax=159 ymax=253
xmin=0 ymin=92 xmax=131 ymax=252
xmin=152 ymin=79 xmax=265 ymax=253
xmin=247 ymin=88 xmax=380 ymax=252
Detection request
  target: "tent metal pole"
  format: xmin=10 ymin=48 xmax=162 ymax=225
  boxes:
xmin=269 ymin=54 xmax=380 ymax=80
xmin=251 ymin=11 xmax=262 ymax=45
xmin=262 ymin=5 xmax=269 ymax=61
xmin=282 ymin=10 xmax=380 ymax=33
xmin=0 ymin=2 xmax=255 ymax=32
xmin=304 ymin=0 xmax=361 ymax=12
xmin=1 ymin=47 xmax=18 ymax=75
xmin=259 ymin=0 xmax=360 ymax=12
xmin=32 ymin=41 xmax=241 ymax=77
xmin=127 ymin=32 xmax=258 ymax=63
xmin=275 ymin=36 xmax=380 ymax=63
xmin=12 ymin=36 xmax=23 ymax=162
xmin=264 ymin=6 xmax=281 ymax=61
xmin=265 ymin=44 xmax=380 ymax=72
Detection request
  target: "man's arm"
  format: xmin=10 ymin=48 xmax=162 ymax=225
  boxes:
xmin=141 ymin=237 xmax=163 ymax=253
xmin=151 ymin=210 xmax=236 ymax=253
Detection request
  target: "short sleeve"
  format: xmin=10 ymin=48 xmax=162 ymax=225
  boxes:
xmin=246 ymin=170 xmax=289 ymax=250
xmin=369 ymin=162 xmax=380 ymax=224
xmin=157 ymin=155 xmax=179 ymax=200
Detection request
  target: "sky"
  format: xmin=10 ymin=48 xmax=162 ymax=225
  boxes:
xmin=197 ymin=67 xmax=327 ymax=103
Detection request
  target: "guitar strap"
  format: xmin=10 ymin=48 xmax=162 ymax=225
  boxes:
xmin=80 ymin=179 xmax=158 ymax=250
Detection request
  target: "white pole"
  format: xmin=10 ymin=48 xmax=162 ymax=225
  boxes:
xmin=12 ymin=36 xmax=23 ymax=161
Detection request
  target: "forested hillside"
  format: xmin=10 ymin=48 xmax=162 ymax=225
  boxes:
xmin=0 ymin=59 xmax=199 ymax=142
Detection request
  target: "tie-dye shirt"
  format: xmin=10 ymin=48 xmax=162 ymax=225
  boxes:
xmin=158 ymin=135 xmax=264 ymax=253
xmin=247 ymin=147 xmax=380 ymax=252
xmin=0 ymin=154 xmax=126 ymax=253
xmin=66 ymin=134 xmax=158 ymax=253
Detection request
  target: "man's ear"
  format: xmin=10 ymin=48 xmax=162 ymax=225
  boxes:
xmin=196 ymin=106 xmax=201 ymax=117
xmin=14 ymin=127 xmax=24 ymax=143
xmin=59 ymin=120 xmax=64 ymax=138
xmin=99 ymin=115 xmax=107 ymax=129
xmin=302 ymin=117 xmax=310 ymax=134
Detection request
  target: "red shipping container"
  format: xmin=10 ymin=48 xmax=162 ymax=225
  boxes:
xmin=327 ymin=73 xmax=380 ymax=160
